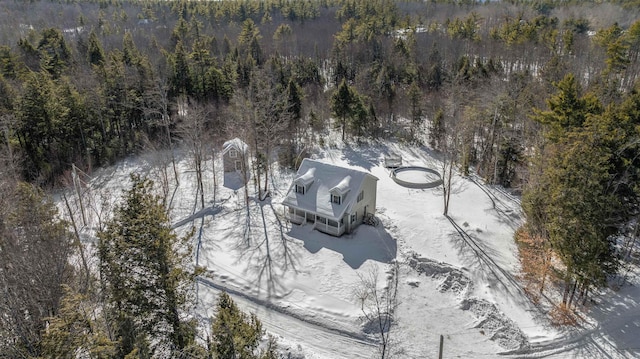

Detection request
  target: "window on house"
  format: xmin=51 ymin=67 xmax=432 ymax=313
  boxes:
xmin=229 ymin=149 xmax=237 ymax=158
xmin=350 ymin=213 xmax=357 ymax=223
xmin=357 ymin=191 xmax=364 ymax=203
xmin=295 ymin=184 xmax=305 ymax=194
xmin=331 ymin=194 xmax=341 ymax=204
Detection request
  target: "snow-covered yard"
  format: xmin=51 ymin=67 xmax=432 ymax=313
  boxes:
xmin=68 ymin=140 xmax=640 ymax=359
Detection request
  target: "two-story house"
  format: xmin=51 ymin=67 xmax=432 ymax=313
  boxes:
xmin=282 ymin=159 xmax=378 ymax=236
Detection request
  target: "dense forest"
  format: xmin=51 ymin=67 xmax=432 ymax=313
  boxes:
xmin=1 ymin=0 xmax=640 ymax=357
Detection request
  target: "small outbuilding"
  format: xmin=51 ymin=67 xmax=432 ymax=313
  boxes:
xmin=384 ymin=154 xmax=402 ymax=168
xmin=282 ymin=159 xmax=378 ymax=237
xmin=222 ymin=138 xmax=249 ymax=174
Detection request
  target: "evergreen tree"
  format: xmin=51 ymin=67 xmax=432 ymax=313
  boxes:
xmin=88 ymin=30 xmax=106 ymax=67
xmin=534 ymin=74 xmax=601 ymax=142
xmin=540 ymin=127 xmax=620 ymax=305
xmin=122 ymin=32 xmax=141 ymax=66
xmin=429 ymin=108 xmax=445 ymax=150
xmin=169 ymin=41 xmax=192 ymax=97
xmin=16 ymin=72 xmax=68 ymax=182
xmin=331 ymin=78 xmax=368 ymax=141
xmin=286 ymin=78 xmax=302 ymax=128
xmin=407 ymin=80 xmax=423 ymax=140
xmin=210 ymin=292 xmax=267 ymax=359
xmin=37 ymin=28 xmax=72 ymax=78
xmin=0 ymin=45 xmax=22 ymax=79
xmin=523 ymin=74 xmax=630 ymax=307
xmin=40 ymin=286 xmax=115 ymax=359
xmin=98 ymin=175 xmax=198 ymax=357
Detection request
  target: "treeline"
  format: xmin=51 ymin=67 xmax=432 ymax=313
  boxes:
xmin=0 ymin=0 xmax=639 ymax=355
xmin=0 ymin=0 xmax=638 ymax=185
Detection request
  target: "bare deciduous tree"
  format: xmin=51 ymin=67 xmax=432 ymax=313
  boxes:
xmin=232 ymin=70 xmax=291 ymax=200
xmin=0 ymin=183 xmax=75 ymax=358
xmin=142 ymin=80 xmax=180 ymax=190
xmin=176 ymin=97 xmax=212 ymax=211
xmin=354 ymin=263 xmax=399 ymax=359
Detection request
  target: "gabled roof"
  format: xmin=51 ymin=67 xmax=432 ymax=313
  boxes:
xmin=282 ymin=159 xmax=378 ymax=220
xmin=294 ymin=167 xmax=316 ymax=187
xmin=329 ymin=175 xmax=351 ymax=196
xmin=222 ymin=138 xmax=248 ymax=155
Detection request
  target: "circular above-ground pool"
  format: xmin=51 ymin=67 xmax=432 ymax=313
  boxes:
xmin=391 ymin=166 xmax=443 ymax=189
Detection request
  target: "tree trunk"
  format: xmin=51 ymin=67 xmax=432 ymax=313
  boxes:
xmin=562 ymin=277 xmax=572 ymax=305
xmin=567 ymin=279 xmax=578 ymax=308
xmin=212 ymin=147 xmax=217 ymax=205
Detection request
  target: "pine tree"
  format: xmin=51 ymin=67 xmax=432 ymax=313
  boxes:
xmin=523 ymin=74 xmax=626 ymax=307
xmin=210 ymin=292 xmax=264 ymax=359
xmin=87 ymin=30 xmax=106 ymax=66
xmin=98 ymin=175 xmax=198 ymax=357
xmin=37 ymin=28 xmax=72 ymax=78
xmin=541 ymin=128 xmax=620 ymax=305
xmin=331 ymin=79 xmax=365 ymax=141
xmin=429 ymin=108 xmax=445 ymax=150
xmin=534 ymin=73 xmax=602 ymax=142
xmin=169 ymin=41 xmax=192 ymax=97
xmin=408 ymin=80 xmax=423 ymax=141
xmin=40 ymin=286 xmax=115 ymax=359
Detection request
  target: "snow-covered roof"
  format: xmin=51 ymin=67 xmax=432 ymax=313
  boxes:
xmin=222 ymin=138 xmax=248 ymax=155
xmin=330 ymin=175 xmax=351 ymax=196
xmin=294 ymin=167 xmax=316 ymax=187
xmin=282 ymin=159 xmax=378 ymax=220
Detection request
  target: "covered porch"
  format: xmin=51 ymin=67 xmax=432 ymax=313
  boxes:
xmin=286 ymin=206 xmax=347 ymax=236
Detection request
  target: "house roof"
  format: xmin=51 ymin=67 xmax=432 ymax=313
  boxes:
xmin=294 ymin=167 xmax=316 ymax=187
xmin=222 ymin=138 xmax=248 ymax=155
xmin=330 ymin=175 xmax=351 ymax=196
xmin=282 ymin=159 xmax=378 ymax=221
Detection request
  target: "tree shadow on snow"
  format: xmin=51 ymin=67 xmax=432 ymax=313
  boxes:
xmin=446 ymin=215 xmax=527 ymax=301
xmin=340 ymin=143 xmax=383 ymax=171
xmin=172 ymin=205 xmax=222 ymax=229
xmin=288 ymin=221 xmax=397 ymax=269
xmin=231 ymin=197 xmax=302 ymax=299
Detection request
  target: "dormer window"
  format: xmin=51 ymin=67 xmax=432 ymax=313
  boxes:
xmin=294 ymin=167 xmax=315 ymax=196
xmin=329 ymin=175 xmax=351 ymax=206
xmin=229 ymin=149 xmax=238 ymax=158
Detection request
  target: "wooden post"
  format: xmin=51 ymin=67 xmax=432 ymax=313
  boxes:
xmin=438 ymin=334 xmax=444 ymax=359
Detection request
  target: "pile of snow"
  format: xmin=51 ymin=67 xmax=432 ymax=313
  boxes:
xmin=407 ymin=254 xmax=471 ymax=295
xmin=407 ymin=253 xmax=528 ymax=351
xmin=460 ymin=298 xmax=529 ymax=350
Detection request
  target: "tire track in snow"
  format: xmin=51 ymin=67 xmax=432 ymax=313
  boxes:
xmin=197 ymin=277 xmax=377 ymax=358
xmin=500 ymin=311 xmax=640 ymax=358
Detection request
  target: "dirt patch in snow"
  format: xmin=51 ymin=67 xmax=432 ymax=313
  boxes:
xmin=460 ymin=298 xmax=529 ymax=351
xmin=407 ymin=255 xmax=471 ymax=295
